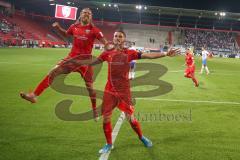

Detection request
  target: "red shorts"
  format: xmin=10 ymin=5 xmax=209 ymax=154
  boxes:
xmin=102 ymin=90 xmax=134 ymax=117
xmin=57 ymin=55 xmax=93 ymax=83
xmin=185 ymin=66 xmax=195 ymax=76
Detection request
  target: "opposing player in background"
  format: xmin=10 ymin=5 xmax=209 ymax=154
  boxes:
xmin=66 ymin=30 xmax=180 ymax=153
xmin=129 ymin=43 xmax=137 ymax=80
xmin=200 ymin=47 xmax=210 ymax=75
xmin=184 ymin=48 xmax=199 ymax=87
xmin=129 ymin=60 xmax=136 ymax=80
xmin=20 ymin=8 xmax=108 ymax=120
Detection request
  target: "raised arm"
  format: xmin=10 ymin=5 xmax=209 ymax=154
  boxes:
xmin=52 ymin=22 xmax=70 ymax=38
xmin=141 ymin=48 xmax=181 ymax=59
xmin=99 ymin=37 xmax=108 ymax=46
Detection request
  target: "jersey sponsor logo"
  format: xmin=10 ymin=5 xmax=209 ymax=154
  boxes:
xmin=74 ymin=35 xmax=88 ymax=40
xmin=85 ymin=29 xmax=91 ymax=34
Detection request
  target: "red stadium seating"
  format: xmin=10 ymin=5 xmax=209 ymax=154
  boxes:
xmin=0 ymin=11 xmax=66 ymax=46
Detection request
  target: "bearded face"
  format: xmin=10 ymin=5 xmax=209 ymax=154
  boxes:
xmin=79 ymin=8 xmax=92 ymax=25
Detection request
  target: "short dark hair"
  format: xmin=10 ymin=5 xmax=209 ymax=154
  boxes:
xmin=115 ymin=30 xmax=126 ymax=37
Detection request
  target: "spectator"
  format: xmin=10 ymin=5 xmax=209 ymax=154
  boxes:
xmin=184 ymin=30 xmax=236 ymax=52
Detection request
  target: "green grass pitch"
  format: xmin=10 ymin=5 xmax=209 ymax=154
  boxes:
xmin=0 ymin=48 xmax=240 ymax=160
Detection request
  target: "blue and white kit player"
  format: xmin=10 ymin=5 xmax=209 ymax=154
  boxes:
xmin=200 ymin=47 xmax=210 ymax=75
xmin=129 ymin=60 xmax=136 ymax=80
xmin=129 ymin=45 xmax=137 ymax=80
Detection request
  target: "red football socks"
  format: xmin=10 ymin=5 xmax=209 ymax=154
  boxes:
xmin=103 ymin=122 xmax=112 ymax=145
xmin=34 ymin=75 xmax=52 ymax=96
xmin=130 ymin=119 xmax=143 ymax=139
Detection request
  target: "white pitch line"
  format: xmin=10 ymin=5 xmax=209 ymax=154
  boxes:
xmin=99 ymin=112 xmax=125 ymax=160
xmin=168 ymin=70 xmax=184 ymax=73
xmin=135 ymin=98 xmax=240 ymax=105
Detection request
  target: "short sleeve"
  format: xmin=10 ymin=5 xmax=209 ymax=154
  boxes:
xmin=128 ymin=50 xmax=142 ymax=61
xmin=93 ymin=27 xmax=104 ymax=40
xmin=66 ymin=24 xmax=75 ymax=35
xmin=98 ymin=51 xmax=109 ymax=62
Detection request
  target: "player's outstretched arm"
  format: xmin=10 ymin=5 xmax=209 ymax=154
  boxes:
xmin=141 ymin=48 xmax=180 ymax=59
xmin=99 ymin=38 xmax=108 ymax=47
xmin=52 ymin=22 xmax=69 ymax=37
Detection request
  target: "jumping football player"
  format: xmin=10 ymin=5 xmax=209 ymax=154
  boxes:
xmin=184 ymin=48 xmax=199 ymax=87
xmin=20 ymin=8 xmax=108 ymax=120
xmin=66 ymin=30 xmax=180 ymax=153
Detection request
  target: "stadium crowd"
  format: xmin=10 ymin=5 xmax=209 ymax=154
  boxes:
xmin=0 ymin=11 xmax=66 ymax=48
xmin=0 ymin=15 xmax=25 ymax=46
xmin=184 ymin=30 xmax=237 ymax=51
xmin=1 ymin=10 xmax=239 ymax=56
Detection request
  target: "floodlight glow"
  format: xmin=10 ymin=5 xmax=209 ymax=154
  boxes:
xmin=114 ymin=4 xmax=118 ymax=8
xmin=103 ymin=3 xmax=106 ymax=7
xmin=144 ymin=6 xmax=147 ymax=10
xmin=108 ymin=4 xmax=111 ymax=7
xmin=136 ymin=5 xmax=142 ymax=10
xmin=219 ymin=12 xmax=226 ymax=17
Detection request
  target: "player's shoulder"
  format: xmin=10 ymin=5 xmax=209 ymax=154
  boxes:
xmin=126 ymin=49 xmax=138 ymax=54
xmin=69 ymin=23 xmax=77 ymax=28
xmin=92 ymin=25 xmax=100 ymax=29
xmin=91 ymin=25 xmax=104 ymax=37
xmin=92 ymin=25 xmax=101 ymax=31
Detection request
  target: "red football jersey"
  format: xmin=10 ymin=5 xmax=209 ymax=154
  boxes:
xmin=98 ymin=49 xmax=141 ymax=94
xmin=66 ymin=23 xmax=103 ymax=58
xmin=185 ymin=53 xmax=194 ymax=67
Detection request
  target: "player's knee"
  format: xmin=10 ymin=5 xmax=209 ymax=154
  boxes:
xmin=50 ymin=68 xmax=67 ymax=81
xmin=103 ymin=116 xmax=111 ymax=123
xmin=85 ymin=83 xmax=95 ymax=95
xmin=126 ymin=114 xmax=133 ymax=122
xmin=49 ymin=68 xmax=59 ymax=79
xmin=184 ymin=74 xmax=190 ymax=78
xmin=85 ymin=82 xmax=93 ymax=88
xmin=48 ymin=70 xmax=56 ymax=80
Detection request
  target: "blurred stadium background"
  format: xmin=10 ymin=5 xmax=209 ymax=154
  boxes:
xmin=1 ymin=0 xmax=240 ymax=57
